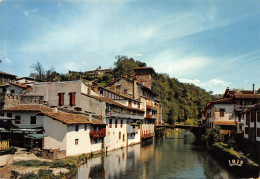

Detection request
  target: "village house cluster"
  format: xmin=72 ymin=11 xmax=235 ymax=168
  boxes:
xmin=199 ymin=84 xmax=260 ymax=144
xmin=0 ymin=67 xmax=162 ymax=157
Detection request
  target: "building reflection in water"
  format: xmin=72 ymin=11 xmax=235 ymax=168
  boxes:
xmin=75 ymin=132 xmax=260 ymax=179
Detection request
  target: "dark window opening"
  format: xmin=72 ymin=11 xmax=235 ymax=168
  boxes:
xmin=30 ymin=116 xmax=36 ymax=124
xmin=7 ymin=113 xmax=12 ymax=118
xmin=109 ymin=119 xmax=112 ymax=128
xmin=75 ymin=139 xmax=79 ymax=145
xmin=15 ymin=115 xmax=21 ymax=124
xmin=75 ymin=125 xmax=79 ymax=131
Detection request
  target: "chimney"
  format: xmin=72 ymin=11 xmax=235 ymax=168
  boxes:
xmin=253 ymin=84 xmax=255 ymax=94
xmin=87 ymin=87 xmax=91 ymax=95
xmin=92 ymin=82 xmax=98 ymax=93
xmin=89 ymin=112 xmax=92 ymax=121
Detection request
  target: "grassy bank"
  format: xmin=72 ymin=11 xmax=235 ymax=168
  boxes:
xmin=12 ymin=154 xmax=91 ymax=178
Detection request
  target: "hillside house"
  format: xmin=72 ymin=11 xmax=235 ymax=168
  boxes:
xmin=105 ymin=67 xmax=162 ymax=141
xmin=84 ymin=87 xmax=144 ymax=151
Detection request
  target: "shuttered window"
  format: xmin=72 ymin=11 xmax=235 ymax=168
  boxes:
xmin=58 ymin=93 xmax=64 ymax=106
xmin=69 ymin=92 xmax=76 ymax=106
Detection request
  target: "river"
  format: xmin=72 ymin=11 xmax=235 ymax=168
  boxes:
xmin=75 ymin=131 xmax=259 ymax=178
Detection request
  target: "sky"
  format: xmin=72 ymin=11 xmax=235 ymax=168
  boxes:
xmin=0 ymin=0 xmax=260 ymax=94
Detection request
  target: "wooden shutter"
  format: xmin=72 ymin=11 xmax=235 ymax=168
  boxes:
xmin=70 ymin=93 xmax=76 ymax=106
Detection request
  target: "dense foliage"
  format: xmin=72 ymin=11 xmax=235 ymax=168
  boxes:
xmin=29 ymin=56 xmax=218 ymax=124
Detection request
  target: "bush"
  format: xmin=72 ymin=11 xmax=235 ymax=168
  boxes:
xmin=13 ymin=160 xmax=51 ymax=167
xmin=201 ymin=128 xmax=224 ymax=149
xmin=50 ymin=159 xmax=68 ymax=168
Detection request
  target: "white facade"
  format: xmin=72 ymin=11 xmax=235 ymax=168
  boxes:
xmin=4 ymin=111 xmax=42 ymax=126
xmin=243 ymin=110 xmax=260 ymax=142
xmin=43 ymin=115 xmax=103 ymax=157
xmin=105 ymin=118 xmax=128 ymax=151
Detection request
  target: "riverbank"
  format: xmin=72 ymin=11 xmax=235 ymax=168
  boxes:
xmin=5 ymin=147 xmax=102 ymax=178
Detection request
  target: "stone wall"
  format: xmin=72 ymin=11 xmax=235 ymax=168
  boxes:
xmin=0 ymin=93 xmax=44 ymax=114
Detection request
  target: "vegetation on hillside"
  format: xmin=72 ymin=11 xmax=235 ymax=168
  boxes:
xmin=29 ymin=56 xmax=220 ymax=124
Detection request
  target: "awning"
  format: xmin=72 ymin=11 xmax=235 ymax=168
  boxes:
xmin=24 ymin=134 xmax=48 ymax=139
xmin=15 ymin=124 xmax=43 ymax=129
xmin=215 ymin=121 xmax=236 ymax=126
xmin=10 ymin=128 xmax=42 ymax=132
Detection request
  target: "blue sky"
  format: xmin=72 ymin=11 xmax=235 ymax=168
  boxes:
xmin=0 ymin=0 xmax=259 ymax=94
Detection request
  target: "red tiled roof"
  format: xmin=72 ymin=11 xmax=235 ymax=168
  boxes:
xmin=215 ymin=120 xmax=236 ymax=126
xmin=3 ymin=104 xmax=52 ymax=112
xmin=0 ymin=71 xmax=17 ymax=77
xmin=82 ymin=93 xmax=144 ymax=112
xmin=39 ymin=111 xmax=105 ymax=125
xmin=133 ymin=67 xmax=154 ymax=70
xmin=234 ymin=94 xmax=260 ymax=99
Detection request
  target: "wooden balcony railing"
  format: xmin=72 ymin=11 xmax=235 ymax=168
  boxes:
xmin=89 ymin=128 xmax=106 ymax=138
xmin=141 ymin=133 xmax=154 ymax=138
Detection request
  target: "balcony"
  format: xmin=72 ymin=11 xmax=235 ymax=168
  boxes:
xmin=106 ymin=111 xmax=144 ymax=120
xmin=141 ymin=133 xmax=154 ymax=138
xmin=145 ymin=114 xmax=157 ymax=119
xmin=89 ymin=128 xmax=106 ymax=138
xmin=235 ymin=105 xmax=255 ymax=111
xmin=146 ymin=105 xmax=157 ymax=111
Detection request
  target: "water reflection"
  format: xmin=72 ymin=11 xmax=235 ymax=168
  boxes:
xmin=75 ymin=132 xmax=258 ymax=179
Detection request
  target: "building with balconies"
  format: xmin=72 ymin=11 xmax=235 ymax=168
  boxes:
xmin=105 ymin=67 xmax=161 ymax=141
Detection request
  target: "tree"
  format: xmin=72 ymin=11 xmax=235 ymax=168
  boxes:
xmin=30 ymin=61 xmax=45 ymax=80
xmin=167 ymin=109 xmax=174 ymax=125
xmin=113 ymin=56 xmax=147 ymax=78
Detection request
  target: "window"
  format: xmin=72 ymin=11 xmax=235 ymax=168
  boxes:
xmin=58 ymin=93 xmax=65 ymax=106
xmin=246 ymin=112 xmax=250 ymax=125
xmin=220 ymin=109 xmax=225 ymax=117
xmin=75 ymin=125 xmax=79 ymax=131
xmin=109 ymin=119 xmax=112 ymax=128
xmin=15 ymin=115 xmax=21 ymax=124
xmin=69 ymin=92 xmax=76 ymax=106
xmin=124 ymin=89 xmax=127 ymax=94
xmin=245 ymin=127 xmax=248 ymax=134
xmin=257 ymin=110 xmax=260 ymax=122
xmin=7 ymin=113 xmax=12 ymax=118
xmin=30 ymin=116 xmax=36 ymax=124
xmin=257 ymin=128 xmax=260 ymax=137
xmin=251 ymin=111 xmax=256 ymax=123
xmin=121 ymin=120 xmax=123 ymax=128
xmin=123 ymin=134 xmax=125 ymax=142
xmin=115 ymin=120 xmax=118 ymax=128
xmin=75 ymin=139 xmax=79 ymax=145
xmin=11 ymin=90 xmax=15 ymax=94
xmin=119 ymin=132 xmax=121 ymax=139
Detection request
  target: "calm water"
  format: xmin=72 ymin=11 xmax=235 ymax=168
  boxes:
xmin=75 ymin=132 xmax=259 ymax=179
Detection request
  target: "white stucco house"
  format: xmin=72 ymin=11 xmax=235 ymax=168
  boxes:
xmin=204 ymin=98 xmax=237 ymax=135
xmin=2 ymin=104 xmax=106 ymax=157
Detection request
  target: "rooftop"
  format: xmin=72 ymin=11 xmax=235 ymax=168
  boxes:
xmin=3 ymin=104 xmax=52 ymax=113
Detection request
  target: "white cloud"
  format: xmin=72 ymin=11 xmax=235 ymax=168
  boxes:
xmin=24 ymin=8 xmax=39 ymax=17
xmin=5 ymin=58 xmax=11 ymax=63
xmin=208 ymin=79 xmax=231 ymax=86
xmin=178 ymin=78 xmax=201 ymax=86
xmin=136 ymin=54 xmax=143 ymax=57
xmin=177 ymin=77 xmax=231 ymax=94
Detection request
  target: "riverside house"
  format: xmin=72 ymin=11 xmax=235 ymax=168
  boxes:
xmin=105 ymin=67 xmax=162 ymax=141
